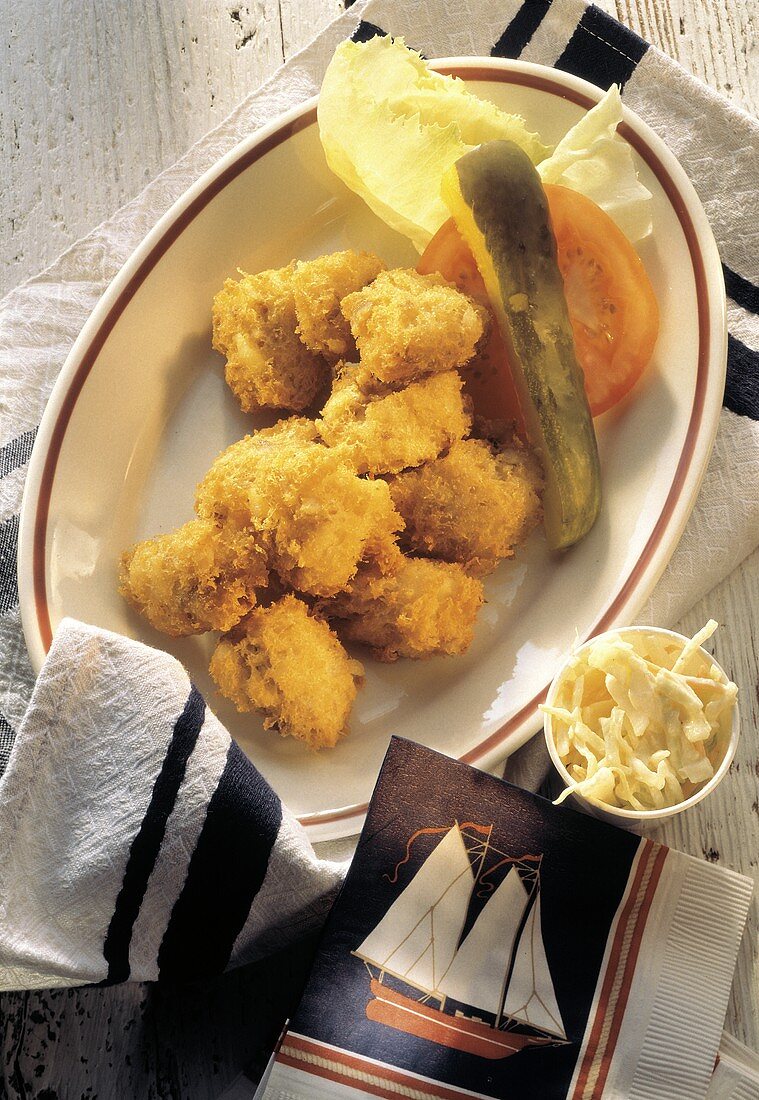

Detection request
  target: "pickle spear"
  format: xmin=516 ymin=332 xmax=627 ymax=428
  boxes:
xmin=441 ymin=140 xmax=601 ymax=550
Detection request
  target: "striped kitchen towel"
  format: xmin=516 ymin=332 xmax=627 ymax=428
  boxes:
xmin=0 ymin=619 xmax=344 ymax=989
xmin=0 ymin=0 xmax=758 ymax=996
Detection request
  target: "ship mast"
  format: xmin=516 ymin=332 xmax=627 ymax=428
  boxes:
xmin=463 ymin=823 xmax=493 ymax=885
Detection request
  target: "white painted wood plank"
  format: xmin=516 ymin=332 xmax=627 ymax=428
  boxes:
xmin=599 ymin=0 xmax=758 ymax=116
xmin=0 ymin=0 xmax=341 ymax=299
xmin=280 ymin=0 xmax=344 ymax=57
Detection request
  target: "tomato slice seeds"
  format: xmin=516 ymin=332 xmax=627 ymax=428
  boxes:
xmin=418 ymin=187 xmax=659 ymax=420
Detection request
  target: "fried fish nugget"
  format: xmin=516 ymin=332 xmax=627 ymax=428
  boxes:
xmin=196 ymin=421 xmax=402 ymax=596
xmin=292 ymin=250 xmax=386 ymax=363
xmin=209 ymin=595 xmax=364 ymax=749
xmin=262 ymin=443 xmax=402 ymax=595
xmin=389 ymin=437 xmax=543 ymax=575
xmin=195 ymin=418 xmax=319 ymax=529
xmin=119 ymin=518 xmax=268 ymax=636
xmin=325 ymin=555 xmax=484 ymax=661
xmin=341 ymin=269 xmax=486 ymax=385
xmin=318 ymin=367 xmax=471 ymax=475
xmin=213 ymin=263 xmax=329 ymax=412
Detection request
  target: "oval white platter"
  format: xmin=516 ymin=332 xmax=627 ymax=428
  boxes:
xmin=18 ymin=59 xmax=726 ymax=841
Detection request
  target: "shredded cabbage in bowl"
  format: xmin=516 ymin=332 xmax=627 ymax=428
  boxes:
xmin=542 ymin=622 xmax=738 ymax=811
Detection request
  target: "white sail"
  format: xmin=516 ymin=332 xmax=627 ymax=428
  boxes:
xmin=436 ymin=867 xmax=528 ymax=1015
xmin=502 ymin=892 xmax=566 ymax=1039
xmin=355 ymin=825 xmax=474 ymax=994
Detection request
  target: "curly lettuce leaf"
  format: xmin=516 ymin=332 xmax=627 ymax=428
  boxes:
xmin=318 ymin=36 xmax=549 ymax=252
xmin=537 ymin=85 xmax=653 ymax=242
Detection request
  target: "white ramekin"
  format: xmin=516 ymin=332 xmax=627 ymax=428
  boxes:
xmin=543 ymin=625 xmax=740 ymax=829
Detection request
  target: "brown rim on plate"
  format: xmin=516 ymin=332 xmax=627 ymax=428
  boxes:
xmin=29 ymin=67 xmax=714 ymax=831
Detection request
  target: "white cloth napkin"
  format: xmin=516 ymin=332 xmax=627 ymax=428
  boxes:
xmin=0 ymin=0 xmax=758 ymax=1006
xmin=0 ymin=619 xmax=343 ymax=990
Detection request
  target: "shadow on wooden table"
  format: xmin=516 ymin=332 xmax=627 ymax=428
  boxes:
xmin=0 ymin=933 xmax=319 ymax=1099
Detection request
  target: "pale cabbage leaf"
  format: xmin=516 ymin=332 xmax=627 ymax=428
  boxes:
xmin=537 ymin=84 xmax=653 ymax=242
xmin=317 ymin=36 xmax=548 ymax=252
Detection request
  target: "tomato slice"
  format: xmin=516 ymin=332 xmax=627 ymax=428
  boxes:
xmin=418 ymin=186 xmax=659 ymax=418
xmin=544 ymin=184 xmax=659 ymax=416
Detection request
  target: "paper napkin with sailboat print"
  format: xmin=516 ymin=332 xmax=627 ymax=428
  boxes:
xmin=260 ymin=737 xmax=752 ymax=1100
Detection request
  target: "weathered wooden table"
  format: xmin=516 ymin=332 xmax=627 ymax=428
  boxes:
xmin=1 ymin=2 xmax=757 ymax=1096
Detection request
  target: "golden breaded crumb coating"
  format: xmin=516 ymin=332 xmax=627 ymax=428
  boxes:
xmin=318 ymin=367 xmax=471 ymax=475
xmin=120 ymin=518 xmax=268 ymax=636
xmin=212 ymin=263 xmax=329 ymax=412
xmin=209 ymin=595 xmax=363 ymax=749
xmin=196 ymin=420 xmax=402 ymax=596
xmin=292 ymin=250 xmax=386 ymax=363
xmin=195 ymin=418 xmax=319 ymax=529
xmin=341 ymin=269 xmax=486 ymax=385
xmin=260 ymin=443 xmax=402 ymax=595
xmin=389 ymin=437 xmax=543 ymax=575
xmin=324 ymin=555 xmax=484 ymax=661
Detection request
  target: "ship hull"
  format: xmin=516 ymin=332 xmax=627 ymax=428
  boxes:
xmin=366 ymin=979 xmax=553 ymax=1061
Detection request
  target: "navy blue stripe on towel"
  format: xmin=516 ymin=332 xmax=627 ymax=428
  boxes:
xmin=492 ymin=0 xmax=553 ymax=58
xmin=349 ymin=22 xmax=426 ymax=58
xmin=555 ymin=5 xmax=649 ymax=90
xmin=157 ymin=739 xmax=282 ymax=982
xmin=0 ymin=513 xmax=20 ymax=616
xmin=351 ymin=21 xmax=388 ymax=44
xmin=723 ymin=265 xmax=759 ymax=317
xmin=0 ymin=427 xmax=37 ymax=480
xmin=101 ymin=686 xmax=206 ymax=984
xmin=724 ymin=334 xmax=759 ymax=421
xmin=0 ymin=709 xmax=16 ymax=780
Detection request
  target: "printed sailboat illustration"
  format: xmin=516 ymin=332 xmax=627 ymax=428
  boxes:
xmin=353 ymin=823 xmax=568 ymax=1060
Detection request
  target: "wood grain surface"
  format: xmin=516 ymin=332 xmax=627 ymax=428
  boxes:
xmin=1 ymin=2 xmax=757 ymax=1097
